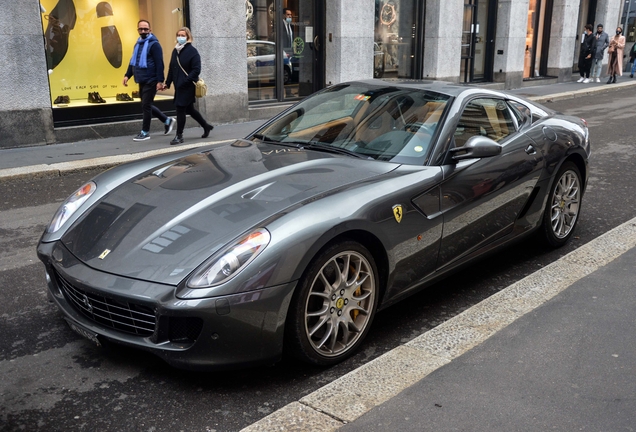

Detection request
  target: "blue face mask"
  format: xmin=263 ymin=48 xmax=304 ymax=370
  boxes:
xmin=177 ymin=36 xmax=187 ymax=45
xmin=285 ymin=17 xmax=292 ymax=23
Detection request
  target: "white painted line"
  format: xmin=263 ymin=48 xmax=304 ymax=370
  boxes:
xmin=241 ymin=216 xmax=636 ymax=431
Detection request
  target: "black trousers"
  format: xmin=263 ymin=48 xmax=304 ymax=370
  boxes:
xmin=139 ymin=82 xmax=167 ymax=132
xmin=176 ymin=103 xmax=208 ymax=135
xmin=578 ymin=56 xmax=593 ymax=78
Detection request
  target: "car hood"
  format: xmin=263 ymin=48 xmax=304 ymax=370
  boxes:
xmin=61 ymin=140 xmax=398 ymax=285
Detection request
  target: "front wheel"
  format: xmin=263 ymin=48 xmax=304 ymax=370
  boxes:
xmin=285 ymin=241 xmax=379 ymax=366
xmin=541 ymin=161 xmax=582 ymax=247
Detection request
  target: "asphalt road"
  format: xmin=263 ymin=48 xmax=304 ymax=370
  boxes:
xmin=1 ymin=87 xmax=635 ymax=432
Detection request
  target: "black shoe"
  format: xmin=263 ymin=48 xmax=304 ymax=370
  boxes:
xmin=93 ymin=92 xmax=106 ymax=103
xmin=631 ymin=74 xmax=634 ymax=78
xmin=201 ymin=124 xmax=214 ymax=138
xmin=54 ymin=95 xmax=68 ymax=104
xmin=88 ymin=92 xmax=97 ymax=103
xmin=612 ymin=75 xmax=617 ymax=83
xmin=164 ymin=118 xmax=176 ymax=135
xmin=607 ymin=77 xmax=613 ymax=84
xmin=170 ymin=134 xmax=184 ymax=145
xmin=44 ymin=0 xmax=77 ymax=69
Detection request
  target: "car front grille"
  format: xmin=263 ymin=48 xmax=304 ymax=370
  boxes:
xmin=53 ymin=269 xmax=156 ymax=337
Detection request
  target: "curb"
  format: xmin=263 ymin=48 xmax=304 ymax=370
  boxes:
xmin=524 ymin=79 xmax=636 ymax=103
xmin=0 ymin=140 xmax=230 ymax=182
xmin=240 ymin=216 xmax=636 ymax=431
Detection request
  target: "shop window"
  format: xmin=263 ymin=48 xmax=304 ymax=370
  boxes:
xmin=622 ymin=0 xmax=636 ymax=43
xmin=374 ymin=0 xmax=421 ymax=79
xmin=41 ymin=0 xmax=186 ymax=126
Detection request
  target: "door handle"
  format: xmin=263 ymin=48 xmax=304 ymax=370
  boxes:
xmin=525 ymin=144 xmax=536 ymax=155
xmin=313 ymin=35 xmax=320 ymax=50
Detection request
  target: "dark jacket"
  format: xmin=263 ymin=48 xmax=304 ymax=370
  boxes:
xmin=124 ymin=35 xmax=165 ymax=84
xmin=594 ymin=31 xmax=609 ymax=59
xmin=166 ymin=43 xmax=201 ymax=107
xmin=580 ymin=32 xmax=597 ymax=60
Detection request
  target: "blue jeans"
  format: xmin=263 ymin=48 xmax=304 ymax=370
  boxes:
xmin=631 ymin=61 xmax=636 ymax=75
xmin=591 ymin=58 xmax=603 ymax=78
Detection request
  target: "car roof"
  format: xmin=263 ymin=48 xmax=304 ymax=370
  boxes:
xmin=348 ymin=79 xmax=508 ymax=98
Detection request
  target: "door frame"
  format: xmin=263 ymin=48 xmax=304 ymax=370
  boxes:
xmin=274 ymin=0 xmax=325 ymax=102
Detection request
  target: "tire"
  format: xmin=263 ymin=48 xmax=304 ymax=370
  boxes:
xmin=285 ymin=241 xmax=379 ymax=366
xmin=541 ymin=161 xmax=583 ymax=247
xmin=284 ymin=66 xmax=291 ymax=84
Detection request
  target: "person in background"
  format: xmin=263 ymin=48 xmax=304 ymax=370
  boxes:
xmin=577 ymin=24 xmax=597 ymax=83
xmin=606 ymin=27 xmax=625 ymax=84
xmin=591 ymin=24 xmax=609 ymax=83
xmin=164 ymin=27 xmax=213 ymax=145
xmin=629 ymin=42 xmax=636 ymax=78
xmin=124 ymin=19 xmax=175 ymax=141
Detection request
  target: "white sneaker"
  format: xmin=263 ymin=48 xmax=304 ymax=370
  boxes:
xmin=583 ymin=78 xmax=590 ymax=83
xmin=595 ymin=78 xmax=601 ymax=83
xmin=577 ymin=77 xmax=585 ymax=82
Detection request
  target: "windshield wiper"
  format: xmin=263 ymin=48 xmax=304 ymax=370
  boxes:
xmin=300 ymin=141 xmax=371 ymax=159
xmin=253 ymin=133 xmax=279 ymax=143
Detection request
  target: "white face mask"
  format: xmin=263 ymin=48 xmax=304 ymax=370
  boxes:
xmin=177 ymin=36 xmax=187 ymax=45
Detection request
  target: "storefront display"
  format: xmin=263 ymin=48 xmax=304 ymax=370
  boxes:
xmin=40 ymin=0 xmax=185 ymax=123
xmin=374 ymin=0 xmax=421 ymax=79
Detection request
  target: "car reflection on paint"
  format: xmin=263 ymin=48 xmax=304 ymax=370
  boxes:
xmin=38 ymin=79 xmax=590 ymax=370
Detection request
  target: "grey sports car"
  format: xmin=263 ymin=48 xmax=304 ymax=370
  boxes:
xmin=38 ymin=80 xmax=590 ymax=370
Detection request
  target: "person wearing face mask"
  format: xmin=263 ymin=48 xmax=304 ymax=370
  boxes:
xmin=282 ymin=8 xmax=294 ymax=51
xmin=124 ymin=20 xmax=175 ymax=142
xmin=163 ymin=27 xmax=213 ymax=145
xmin=577 ymin=24 xmax=597 ymax=83
xmin=591 ymin=24 xmax=609 ymax=83
xmin=606 ymin=27 xmax=625 ymax=84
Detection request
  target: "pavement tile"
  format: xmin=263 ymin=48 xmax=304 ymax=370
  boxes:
xmin=240 ymin=402 xmax=342 ymax=432
xmin=299 ymin=345 xmax=449 ymax=423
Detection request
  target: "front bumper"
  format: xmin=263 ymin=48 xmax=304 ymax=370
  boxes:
xmin=38 ymin=241 xmax=296 ymax=370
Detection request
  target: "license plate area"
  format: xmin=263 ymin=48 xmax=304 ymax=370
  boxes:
xmin=66 ymin=319 xmax=102 ymax=347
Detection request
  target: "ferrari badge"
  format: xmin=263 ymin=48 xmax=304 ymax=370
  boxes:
xmin=392 ymin=205 xmax=403 ymax=223
xmin=98 ymin=249 xmax=111 ymax=260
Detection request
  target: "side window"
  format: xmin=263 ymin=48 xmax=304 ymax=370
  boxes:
xmin=453 ymin=98 xmax=516 ymax=147
xmin=508 ymin=100 xmax=531 ymax=127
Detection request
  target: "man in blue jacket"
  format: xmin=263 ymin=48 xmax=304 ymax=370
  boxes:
xmin=123 ymin=20 xmax=175 ymax=141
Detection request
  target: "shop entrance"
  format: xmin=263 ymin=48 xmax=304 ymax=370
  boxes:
xmin=524 ymin=0 xmax=554 ymax=79
xmin=246 ymin=0 xmax=325 ymax=103
xmin=460 ymin=0 xmax=496 ymax=82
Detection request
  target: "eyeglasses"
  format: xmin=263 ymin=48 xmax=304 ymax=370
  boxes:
xmin=138 ymin=28 xmax=150 ymax=32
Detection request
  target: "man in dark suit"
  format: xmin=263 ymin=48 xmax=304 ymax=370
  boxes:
xmin=282 ymin=8 xmax=294 ymax=51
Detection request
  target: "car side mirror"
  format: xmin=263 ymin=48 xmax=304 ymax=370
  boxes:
xmin=449 ymin=135 xmax=502 ymax=161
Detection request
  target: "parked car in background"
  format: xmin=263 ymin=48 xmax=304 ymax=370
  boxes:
xmin=247 ymin=40 xmax=293 ymax=84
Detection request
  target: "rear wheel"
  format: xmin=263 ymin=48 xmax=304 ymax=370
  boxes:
xmin=542 ymin=161 xmax=582 ymax=247
xmin=285 ymin=241 xmax=379 ymax=366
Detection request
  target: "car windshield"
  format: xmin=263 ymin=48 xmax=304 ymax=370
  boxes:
xmin=252 ymin=83 xmax=451 ymax=165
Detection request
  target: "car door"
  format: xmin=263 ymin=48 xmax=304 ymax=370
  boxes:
xmin=436 ymin=97 xmax=543 ymax=269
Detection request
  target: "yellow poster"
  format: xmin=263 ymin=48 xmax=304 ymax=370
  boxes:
xmin=42 ymin=0 xmax=140 ymax=102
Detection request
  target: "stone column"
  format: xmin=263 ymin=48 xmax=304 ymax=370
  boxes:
xmin=493 ymin=0 xmax=529 ymax=89
xmin=422 ymin=0 xmax=464 ymax=82
xmin=325 ymin=0 xmax=375 ymax=85
xmin=0 ymin=1 xmax=56 ymax=148
xmin=547 ymin=0 xmax=581 ymax=81
xmin=190 ymin=0 xmax=249 ymax=123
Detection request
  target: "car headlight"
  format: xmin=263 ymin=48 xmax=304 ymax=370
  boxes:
xmin=187 ymin=228 xmax=271 ymax=288
xmin=46 ymin=181 xmax=97 ymax=233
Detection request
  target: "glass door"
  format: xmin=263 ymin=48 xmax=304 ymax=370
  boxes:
xmin=460 ymin=0 xmax=475 ymax=82
xmin=524 ymin=0 xmax=553 ymax=78
xmin=246 ymin=0 xmax=324 ymax=103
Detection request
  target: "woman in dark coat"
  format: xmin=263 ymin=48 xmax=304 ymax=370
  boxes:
xmin=164 ymin=27 xmax=213 ymax=145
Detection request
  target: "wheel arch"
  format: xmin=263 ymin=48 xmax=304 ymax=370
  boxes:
xmin=292 ymin=228 xmax=390 ymax=305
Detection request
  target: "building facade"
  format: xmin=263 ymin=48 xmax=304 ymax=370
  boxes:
xmin=0 ymin=0 xmax=622 ymax=148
